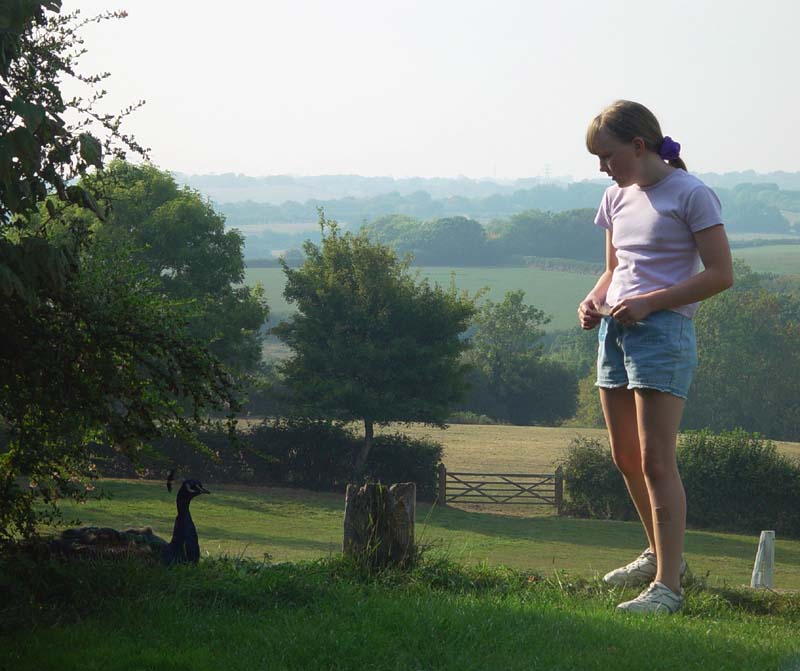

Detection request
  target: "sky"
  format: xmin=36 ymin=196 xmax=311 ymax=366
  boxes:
xmin=63 ymin=0 xmax=800 ymax=181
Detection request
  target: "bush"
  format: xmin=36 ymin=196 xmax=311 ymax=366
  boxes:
xmin=363 ymin=433 xmax=444 ymax=501
xmin=247 ymin=418 xmax=356 ymax=490
xmin=90 ymin=426 xmax=253 ymax=483
xmin=559 ymin=429 xmax=800 ymax=538
xmin=88 ymin=417 xmax=445 ymax=501
xmin=680 ymin=429 xmax=800 ymax=537
xmin=558 ymin=436 xmax=636 ymax=520
xmin=446 ymin=411 xmax=499 ymax=425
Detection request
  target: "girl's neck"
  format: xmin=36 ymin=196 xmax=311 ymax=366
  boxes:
xmin=635 ymin=157 xmax=677 ymax=188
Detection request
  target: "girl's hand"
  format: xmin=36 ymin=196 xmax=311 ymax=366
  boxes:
xmin=610 ymin=296 xmax=653 ymax=326
xmin=578 ymin=296 xmax=604 ymax=330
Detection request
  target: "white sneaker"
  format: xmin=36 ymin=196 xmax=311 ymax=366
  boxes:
xmin=602 ymin=548 xmax=688 ymax=587
xmin=616 ymin=580 xmax=685 ymax=614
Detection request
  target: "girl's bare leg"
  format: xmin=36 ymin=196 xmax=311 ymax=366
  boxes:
xmin=599 ymin=387 xmax=656 ymax=553
xmin=634 ymin=388 xmax=687 ymax=594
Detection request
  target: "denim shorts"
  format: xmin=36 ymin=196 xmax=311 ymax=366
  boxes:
xmin=595 ymin=309 xmax=698 ymax=399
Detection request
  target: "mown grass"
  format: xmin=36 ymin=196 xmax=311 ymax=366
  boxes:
xmin=43 ymin=479 xmax=800 ymax=591
xmin=368 ymin=422 xmax=800 ymax=472
xmin=1 ymin=552 xmax=799 ymax=671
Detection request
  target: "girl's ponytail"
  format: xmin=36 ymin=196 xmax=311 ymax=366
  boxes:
xmin=587 ymin=100 xmax=687 ymax=171
xmin=668 ymin=157 xmax=687 ymax=171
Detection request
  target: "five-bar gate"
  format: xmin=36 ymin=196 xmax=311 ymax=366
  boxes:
xmin=437 ymin=463 xmax=563 ymax=514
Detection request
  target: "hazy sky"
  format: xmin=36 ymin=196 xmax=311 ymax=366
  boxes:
xmin=64 ymin=0 xmax=799 ymax=181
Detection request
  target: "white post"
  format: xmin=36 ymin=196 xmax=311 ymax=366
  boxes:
xmin=750 ymin=530 xmax=775 ymax=589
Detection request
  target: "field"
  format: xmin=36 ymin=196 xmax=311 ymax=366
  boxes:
xmin=245 ymin=266 xmax=597 ymax=332
xmin=245 ymin=247 xmax=800 ymax=337
xmin=731 ymin=244 xmax=800 ymax=275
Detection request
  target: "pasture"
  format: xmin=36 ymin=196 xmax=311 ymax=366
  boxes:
xmin=245 ymin=247 xmax=800 ymax=338
xmin=245 ymin=266 xmax=596 ymax=332
xmin=44 ymin=424 xmax=800 ymax=590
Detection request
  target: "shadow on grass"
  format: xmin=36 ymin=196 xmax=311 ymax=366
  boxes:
xmin=416 ymin=502 xmax=800 ymax=563
xmin=64 ymin=479 xmax=800 ymax=569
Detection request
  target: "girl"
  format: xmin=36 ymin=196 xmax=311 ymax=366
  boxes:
xmin=578 ymin=100 xmax=733 ymax=614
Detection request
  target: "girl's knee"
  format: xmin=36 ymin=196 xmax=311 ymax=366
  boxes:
xmin=610 ymin=442 xmax=643 ymax=476
xmin=641 ymin=447 xmax=678 ymax=482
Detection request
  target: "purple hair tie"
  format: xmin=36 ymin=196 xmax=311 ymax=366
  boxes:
xmin=659 ymin=136 xmax=681 ymax=160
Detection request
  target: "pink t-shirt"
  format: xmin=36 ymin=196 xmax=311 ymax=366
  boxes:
xmin=594 ymin=168 xmax=724 ymax=319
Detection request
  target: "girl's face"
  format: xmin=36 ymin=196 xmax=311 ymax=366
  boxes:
xmin=591 ymin=128 xmax=642 ymax=187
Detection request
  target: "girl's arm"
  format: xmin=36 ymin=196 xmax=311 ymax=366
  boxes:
xmin=578 ymin=230 xmax=617 ymax=329
xmin=610 ymin=224 xmax=733 ymax=322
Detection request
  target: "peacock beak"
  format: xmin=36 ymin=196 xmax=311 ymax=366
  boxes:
xmin=199 ymin=485 xmax=211 ymax=495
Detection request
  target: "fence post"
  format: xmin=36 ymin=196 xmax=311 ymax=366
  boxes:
xmin=437 ymin=462 xmax=447 ymax=507
xmin=554 ymin=466 xmax=564 ymax=516
xmin=751 ymin=530 xmax=775 ymax=589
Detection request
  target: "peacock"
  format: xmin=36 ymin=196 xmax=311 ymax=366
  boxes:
xmin=45 ymin=470 xmax=210 ymax=565
xmin=163 ymin=469 xmax=210 ymax=565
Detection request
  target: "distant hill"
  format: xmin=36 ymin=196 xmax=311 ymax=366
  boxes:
xmin=174 ymin=171 xmax=800 ymax=205
xmin=168 ymin=171 xmax=800 ymax=261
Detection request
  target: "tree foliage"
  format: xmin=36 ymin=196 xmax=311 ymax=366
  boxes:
xmin=0 ymin=3 xmax=239 ymax=540
xmin=272 ymin=211 xmax=477 ymax=471
xmin=685 ymin=260 xmax=800 ymax=439
xmin=462 ymin=290 xmax=576 ymax=425
xmin=65 ymin=160 xmax=269 ymax=374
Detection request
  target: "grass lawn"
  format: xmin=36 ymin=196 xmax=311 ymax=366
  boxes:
xmin=48 ymin=477 xmax=800 ymax=592
xmin=8 ymin=423 xmax=800 ymax=669
xmin=2 ymin=551 xmax=799 ymax=671
xmin=369 ymin=422 xmax=800 ymax=475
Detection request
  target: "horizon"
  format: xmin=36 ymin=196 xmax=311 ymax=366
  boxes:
xmin=174 ymin=167 xmax=799 ymax=181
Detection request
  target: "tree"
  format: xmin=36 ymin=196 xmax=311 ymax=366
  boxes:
xmin=464 ymin=290 xmax=577 ymax=425
xmin=684 ymin=260 xmax=800 ymax=439
xmin=272 ymin=211 xmax=477 ymax=471
xmin=65 ymin=160 xmax=269 ymax=375
xmin=0 ymin=4 xmax=239 ymax=540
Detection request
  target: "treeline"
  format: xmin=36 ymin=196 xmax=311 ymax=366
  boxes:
xmin=235 ymin=182 xmax=800 ymax=261
xmin=359 ymin=211 xmax=605 ymax=265
xmin=219 ymin=181 xmax=608 ymax=226
xmin=242 ymin=209 xmax=607 ymax=266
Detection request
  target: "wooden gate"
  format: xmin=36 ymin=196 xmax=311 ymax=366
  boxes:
xmin=437 ymin=463 xmax=563 ymax=514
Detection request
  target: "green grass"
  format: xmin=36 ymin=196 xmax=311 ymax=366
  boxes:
xmin=245 ymin=266 xmax=597 ymax=332
xmin=245 ymin=251 xmax=800 ymax=338
xmin=2 ymin=553 xmax=799 ymax=671
xmin=45 ymin=479 xmax=800 ymax=591
xmin=731 ymin=244 xmax=800 ymax=275
xmin=728 ymin=232 xmax=800 ymax=241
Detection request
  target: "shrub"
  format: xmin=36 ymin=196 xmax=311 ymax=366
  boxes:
xmin=558 ymin=436 xmax=636 ymax=520
xmin=559 ymin=429 xmax=800 ymax=538
xmin=446 ymin=411 xmax=499 ymax=425
xmin=88 ymin=417 xmax=445 ymax=502
xmin=363 ymin=433 xmax=444 ymax=502
xmin=246 ymin=418 xmax=356 ymax=490
xmin=679 ymin=429 xmax=800 ymax=537
xmin=90 ymin=427 xmax=252 ymax=483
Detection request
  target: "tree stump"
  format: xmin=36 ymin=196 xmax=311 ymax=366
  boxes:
xmin=343 ymin=482 xmax=416 ymax=570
